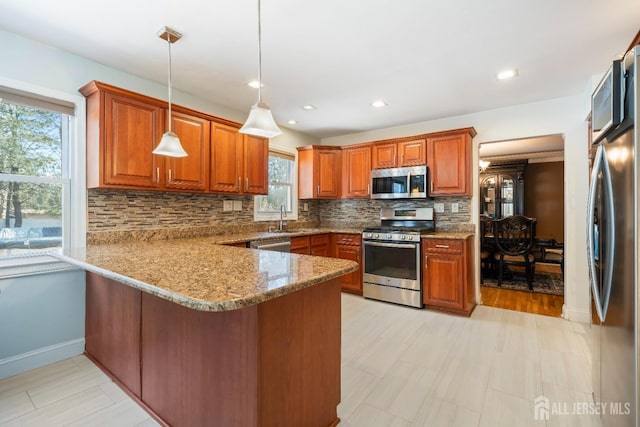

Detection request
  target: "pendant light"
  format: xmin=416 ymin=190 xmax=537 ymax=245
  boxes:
xmin=153 ymin=26 xmax=188 ymax=157
xmin=239 ymin=0 xmax=283 ymax=138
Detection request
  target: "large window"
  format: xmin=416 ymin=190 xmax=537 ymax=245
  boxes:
xmin=0 ymin=88 xmax=74 ymax=257
xmin=254 ymin=149 xmax=298 ymax=221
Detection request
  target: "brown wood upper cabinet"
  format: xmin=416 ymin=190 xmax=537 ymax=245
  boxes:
xmin=341 ymin=145 xmax=371 ymax=198
xmin=297 ymin=145 xmax=341 ymax=199
xmin=371 ymin=138 xmax=426 ymax=169
xmin=210 ymin=123 xmax=268 ymax=195
xmin=165 ymin=111 xmax=210 ymax=191
xmin=427 ymin=128 xmax=475 ymax=196
xmin=81 ymin=81 xmax=268 ymax=195
xmin=82 ymin=81 xmax=166 ymax=189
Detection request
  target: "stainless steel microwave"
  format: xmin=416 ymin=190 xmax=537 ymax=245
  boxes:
xmin=592 ymin=59 xmax=624 ymax=144
xmin=370 ymin=166 xmax=428 ymax=199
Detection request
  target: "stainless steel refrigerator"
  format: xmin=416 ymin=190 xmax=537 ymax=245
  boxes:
xmin=588 ymin=45 xmax=639 ymax=427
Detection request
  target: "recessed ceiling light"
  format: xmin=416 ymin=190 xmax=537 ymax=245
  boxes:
xmin=302 ymin=104 xmax=316 ymax=111
xmin=287 ymin=120 xmax=297 ymax=125
xmin=371 ymin=100 xmax=388 ymax=108
xmin=497 ymin=69 xmax=519 ymax=80
xmin=247 ymin=80 xmax=263 ymax=89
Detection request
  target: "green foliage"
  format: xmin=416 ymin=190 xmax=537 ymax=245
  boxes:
xmin=0 ymin=101 xmax=63 ymax=223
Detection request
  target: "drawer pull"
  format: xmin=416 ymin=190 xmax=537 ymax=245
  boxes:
xmin=435 ymin=244 xmax=450 ymax=249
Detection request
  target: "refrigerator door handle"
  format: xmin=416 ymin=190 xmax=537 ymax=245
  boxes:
xmin=587 ymin=144 xmax=616 ymax=322
xmin=600 ymin=147 xmax=615 ymax=320
xmin=587 ymin=144 xmax=605 ymax=322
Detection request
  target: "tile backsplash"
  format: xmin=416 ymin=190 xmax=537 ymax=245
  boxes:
xmin=318 ymin=197 xmax=473 ymax=232
xmin=87 ymin=189 xmax=473 ymax=243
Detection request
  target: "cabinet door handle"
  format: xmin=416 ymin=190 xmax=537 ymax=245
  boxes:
xmin=237 ymin=177 xmax=241 ymax=189
xmin=400 ymin=153 xmax=403 ymax=165
xmin=245 ymin=178 xmax=249 ymax=191
xmin=424 ymin=255 xmax=428 ymax=265
xmin=367 ymin=184 xmax=370 ymax=195
xmin=317 ymin=185 xmax=320 ymax=196
xmin=435 ymin=244 xmax=450 ymax=249
xmin=430 ymin=181 xmax=433 ymax=193
xmin=156 ymin=167 xmax=160 ymax=183
xmin=168 ymin=169 xmax=172 ymax=182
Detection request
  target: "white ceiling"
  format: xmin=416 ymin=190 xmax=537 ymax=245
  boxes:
xmin=479 ymin=134 xmax=564 ymax=161
xmin=0 ymin=0 xmax=638 ymax=139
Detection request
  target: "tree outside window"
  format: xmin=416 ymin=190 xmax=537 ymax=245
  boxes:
xmin=254 ymin=150 xmax=298 ymax=221
xmin=0 ymin=99 xmax=67 ymax=255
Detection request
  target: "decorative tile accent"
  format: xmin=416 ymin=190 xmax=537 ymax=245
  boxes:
xmin=87 ymin=190 xmax=321 ymax=243
xmin=318 ymin=197 xmax=474 ymax=233
xmin=87 ymin=190 xmax=473 ymax=244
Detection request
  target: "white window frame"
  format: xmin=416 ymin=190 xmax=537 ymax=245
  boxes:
xmin=0 ymin=77 xmax=86 ymax=265
xmin=254 ymin=145 xmax=298 ymax=222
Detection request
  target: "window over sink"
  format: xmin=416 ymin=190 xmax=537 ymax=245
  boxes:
xmin=254 ymin=148 xmax=298 ymax=221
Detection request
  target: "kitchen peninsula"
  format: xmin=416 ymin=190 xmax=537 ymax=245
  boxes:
xmin=59 ymin=237 xmax=358 ymax=427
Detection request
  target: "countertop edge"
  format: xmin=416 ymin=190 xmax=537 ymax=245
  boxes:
xmin=54 ymin=251 xmax=359 ymax=312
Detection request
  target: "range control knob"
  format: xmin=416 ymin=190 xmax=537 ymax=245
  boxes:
xmin=401 ymin=235 xmax=406 ymax=240
xmin=374 ymin=233 xmax=379 ymax=238
xmin=408 ymin=235 xmax=414 ymax=240
xmin=387 ymin=234 xmax=392 ymax=239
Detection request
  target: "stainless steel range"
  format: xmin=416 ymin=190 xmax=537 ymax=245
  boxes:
xmin=362 ymin=207 xmax=434 ymax=308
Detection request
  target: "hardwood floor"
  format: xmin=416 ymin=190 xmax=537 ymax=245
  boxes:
xmin=480 ymin=263 xmax=564 ymax=318
xmin=0 ymin=294 xmax=596 ymax=427
xmin=480 ymin=286 xmax=564 ymax=318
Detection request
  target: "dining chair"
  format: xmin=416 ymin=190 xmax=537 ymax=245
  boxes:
xmin=492 ymin=215 xmax=537 ymax=290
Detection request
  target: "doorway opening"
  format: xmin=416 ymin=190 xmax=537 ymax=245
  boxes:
xmin=478 ymin=134 xmax=565 ymax=317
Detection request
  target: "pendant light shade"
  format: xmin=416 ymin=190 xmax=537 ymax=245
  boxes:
xmin=240 ymin=0 xmax=283 ymax=139
xmin=240 ymin=102 xmax=282 ymax=138
xmin=153 ymin=26 xmax=188 ymax=158
xmin=154 ymin=131 xmax=187 ymax=157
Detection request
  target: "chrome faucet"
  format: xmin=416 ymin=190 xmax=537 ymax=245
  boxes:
xmin=279 ymin=205 xmax=287 ymax=231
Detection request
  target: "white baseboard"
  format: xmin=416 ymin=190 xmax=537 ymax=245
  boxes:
xmin=562 ymin=304 xmax=591 ymax=323
xmin=0 ymin=338 xmax=85 ymax=380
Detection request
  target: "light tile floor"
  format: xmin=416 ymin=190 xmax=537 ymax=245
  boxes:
xmin=0 ymin=294 xmax=600 ymax=426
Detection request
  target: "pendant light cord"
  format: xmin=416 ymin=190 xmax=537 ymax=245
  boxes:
xmin=257 ymin=0 xmax=263 ymax=103
xmin=167 ymin=36 xmax=173 ymax=132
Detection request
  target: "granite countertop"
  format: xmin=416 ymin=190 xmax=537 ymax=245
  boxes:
xmin=211 ymin=228 xmax=473 ymax=245
xmin=57 ymin=237 xmax=358 ymax=312
xmin=210 ymin=228 xmax=364 ymax=245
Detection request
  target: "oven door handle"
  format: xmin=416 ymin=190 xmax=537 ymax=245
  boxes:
xmin=363 ymin=241 xmax=418 ymax=249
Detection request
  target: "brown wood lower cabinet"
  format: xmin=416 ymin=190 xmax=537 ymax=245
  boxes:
xmin=332 ymin=233 xmax=362 ymax=295
xmin=422 ymin=237 xmax=475 ymax=316
xmin=310 ymin=234 xmax=331 ymax=256
xmin=85 ymin=272 xmax=341 ymax=427
xmin=291 ymin=234 xmax=331 ymax=256
xmin=291 ymin=236 xmax=311 ymax=254
xmin=85 ymin=273 xmax=141 ymax=397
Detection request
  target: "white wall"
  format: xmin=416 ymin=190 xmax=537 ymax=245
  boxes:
xmin=322 ymin=94 xmax=592 ymax=323
xmin=0 ymin=28 xmax=318 ymax=151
